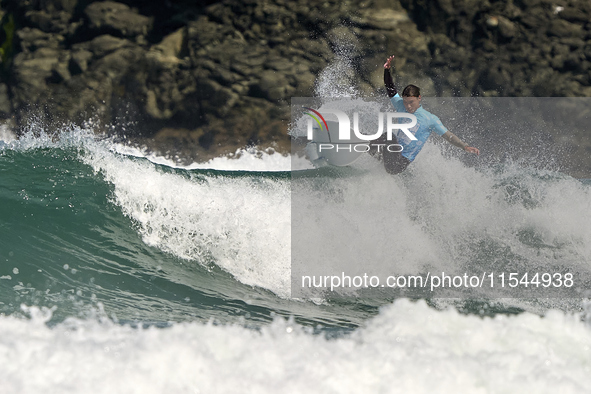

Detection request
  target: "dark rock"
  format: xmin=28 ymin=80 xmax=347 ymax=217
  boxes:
xmin=148 ymin=28 xmax=186 ymax=63
xmin=548 ymin=19 xmax=584 ymax=38
xmin=92 ymin=46 xmax=143 ymax=79
xmin=69 ymin=49 xmax=93 ymax=74
xmin=37 ymin=0 xmax=78 ymax=14
xmin=249 ymin=70 xmax=279 ymax=100
xmin=558 ymin=7 xmax=591 ymax=23
xmin=267 ymin=57 xmax=292 ymax=71
xmin=497 ymin=16 xmax=517 ymax=39
xmin=25 ymin=10 xmax=72 ymax=34
xmin=84 ymin=1 xmax=153 ymax=38
xmin=49 ymin=60 xmax=71 ymax=83
xmin=355 ymin=8 xmax=409 ymax=30
xmin=16 ymin=28 xmax=64 ymax=52
xmin=0 ymin=84 xmax=11 ymax=117
xmin=76 ymin=34 xmax=132 ymax=59
xmin=211 ymin=68 xmax=239 ymax=86
xmin=2 ymin=0 xmax=591 ymax=174
xmin=12 ymin=51 xmax=59 ymax=102
xmin=186 ymin=16 xmax=232 ymax=48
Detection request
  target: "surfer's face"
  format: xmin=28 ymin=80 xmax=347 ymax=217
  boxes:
xmin=402 ymin=96 xmax=421 ymax=114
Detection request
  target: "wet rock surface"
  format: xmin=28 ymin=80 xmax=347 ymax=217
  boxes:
xmin=0 ymin=0 xmax=589 ymax=174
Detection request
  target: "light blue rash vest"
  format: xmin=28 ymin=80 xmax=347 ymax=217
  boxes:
xmin=390 ymin=94 xmax=448 ymax=162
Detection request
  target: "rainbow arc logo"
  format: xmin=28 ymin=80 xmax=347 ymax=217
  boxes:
xmin=303 ymin=107 xmax=329 ymax=132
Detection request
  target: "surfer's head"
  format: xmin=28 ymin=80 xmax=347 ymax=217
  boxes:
xmin=401 ymin=84 xmax=421 ymax=113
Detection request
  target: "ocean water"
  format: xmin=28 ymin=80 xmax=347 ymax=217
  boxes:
xmin=1 ymin=125 xmax=591 ymax=393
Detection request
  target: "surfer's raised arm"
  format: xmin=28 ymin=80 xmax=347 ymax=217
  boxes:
xmin=383 ymin=55 xmax=397 ymax=98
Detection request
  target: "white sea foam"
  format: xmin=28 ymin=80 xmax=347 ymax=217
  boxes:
xmin=0 ymin=123 xmax=16 ymax=142
xmin=292 ymin=141 xmax=591 ymax=298
xmin=82 ymin=128 xmax=591 ymax=301
xmin=8 ymin=126 xmax=591 ymax=301
xmin=111 ymin=143 xmax=309 ymax=171
xmin=2 ymin=300 xmax=591 ymax=394
xmin=82 ymin=143 xmax=293 ymax=298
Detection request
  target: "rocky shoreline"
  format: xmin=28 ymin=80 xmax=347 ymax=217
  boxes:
xmin=1 ymin=0 xmax=590 ymax=175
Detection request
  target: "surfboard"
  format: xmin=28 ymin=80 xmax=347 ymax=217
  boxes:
xmin=305 ymin=120 xmax=367 ymax=167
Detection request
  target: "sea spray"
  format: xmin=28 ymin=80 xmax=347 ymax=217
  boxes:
xmin=315 ymin=27 xmax=361 ymax=98
xmin=2 ymin=300 xmax=591 ymax=394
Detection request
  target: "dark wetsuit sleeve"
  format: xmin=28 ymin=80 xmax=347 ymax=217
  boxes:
xmin=384 ymin=68 xmax=397 ymax=98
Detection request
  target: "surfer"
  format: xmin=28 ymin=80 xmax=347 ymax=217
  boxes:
xmin=374 ymin=55 xmax=480 ymax=174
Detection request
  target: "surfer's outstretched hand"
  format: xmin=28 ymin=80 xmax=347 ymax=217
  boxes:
xmin=464 ymin=146 xmax=480 ymax=155
xmin=384 ymin=55 xmax=395 ymax=69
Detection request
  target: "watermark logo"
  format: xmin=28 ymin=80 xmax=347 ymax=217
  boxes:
xmin=304 ymin=107 xmax=417 ymax=154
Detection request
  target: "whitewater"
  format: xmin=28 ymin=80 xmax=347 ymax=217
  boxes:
xmin=0 ymin=122 xmax=590 ymax=393
xmin=2 ymin=30 xmax=591 ymax=389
